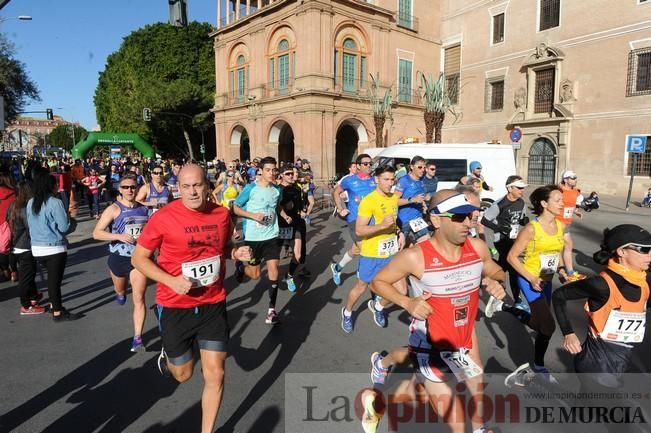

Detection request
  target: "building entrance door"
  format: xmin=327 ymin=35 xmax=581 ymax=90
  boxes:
xmin=239 ymin=128 xmax=250 ymax=162
xmin=527 ymin=138 xmax=556 ymax=184
xmin=336 ymin=124 xmax=359 ymax=176
xmin=278 ymin=123 xmax=294 ymax=164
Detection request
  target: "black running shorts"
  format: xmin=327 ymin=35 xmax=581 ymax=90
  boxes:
xmin=158 ymin=301 xmax=229 ymax=365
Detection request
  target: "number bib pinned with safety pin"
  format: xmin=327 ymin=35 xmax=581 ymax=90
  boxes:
xmin=539 ymin=252 xmax=560 ymax=277
xmin=125 ymin=223 xmax=144 ymax=239
xmin=409 ymin=217 xmax=428 ymax=233
xmin=278 ymin=227 xmax=294 ymax=240
xmin=182 ymin=256 xmax=221 ymax=288
xmin=601 ymin=310 xmax=646 ymax=343
xmin=439 ymin=349 xmax=483 ymax=382
xmin=377 ymin=236 xmax=398 ymax=257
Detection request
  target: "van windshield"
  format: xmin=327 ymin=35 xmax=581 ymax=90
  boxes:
xmin=375 ymin=157 xmax=467 ymax=182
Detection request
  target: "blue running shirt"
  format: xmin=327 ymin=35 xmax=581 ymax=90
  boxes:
xmin=339 ymin=174 xmax=376 ymax=224
xmin=235 ymin=183 xmax=280 ymax=241
xmin=395 ymin=173 xmax=425 ymax=226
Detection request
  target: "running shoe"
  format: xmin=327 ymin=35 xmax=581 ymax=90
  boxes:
xmin=361 ymin=393 xmax=380 ymax=433
xmin=564 ymin=271 xmax=587 ymax=283
xmin=371 ymin=352 xmax=390 ymax=386
xmin=52 ymin=308 xmax=81 ymax=322
xmin=484 ymin=296 xmax=504 ymax=318
xmin=265 ymin=308 xmax=280 ymax=325
xmin=130 ymin=335 xmax=145 ymax=352
xmin=330 ymin=263 xmax=342 ymax=286
xmin=20 ymin=305 xmax=46 ymax=315
xmin=286 ymin=276 xmax=297 ymax=293
xmin=10 ymin=271 xmax=18 ymax=282
xmin=305 ymin=216 xmax=311 ymax=226
xmin=367 ymin=300 xmax=387 ymax=328
xmin=235 ymin=261 xmax=245 ymax=283
xmin=30 ymin=291 xmax=44 ymax=306
xmin=115 ymin=294 xmax=127 ymax=306
xmin=531 ymin=365 xmax=559 ymax=385
xmin=341 ymin=308 xmax=354 ymax=333
xmin=505 ymin=363 xmax=535 ymax=388
xmin=157 ymin=347 xmax=171 ymax=377
xmin=514 ymin=300 xmax=531 ymax=314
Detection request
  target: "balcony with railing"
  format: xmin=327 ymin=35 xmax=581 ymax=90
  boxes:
xmin=265 ymin=78 xmax=295 ymax=98
xmin=397 ymin=88 xmax=423 ymax=105
xmin=334 ymin=78 xmax=369 ymax=97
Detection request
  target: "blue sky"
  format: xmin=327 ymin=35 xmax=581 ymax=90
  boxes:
xmin=1 ymin=0 xmax=216 ymax=130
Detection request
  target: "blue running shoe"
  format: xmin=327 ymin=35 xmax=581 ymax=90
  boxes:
xmin=371 ymin=352 xmax=390 ymax=386
xmin=331 ymin=263 xmax=342 ymax=286
xmin=287 ymin=276 xmax=297 ymax=293
xmin=514 ymin=300 xmax=531 ymax=314
xmin=368 ymin=300 xmax=387 ymax=328
xmin=341 ymin=308 xmax=354 ymax=333
xmin=116 ymin=294 xmax=127 ymax=306
xmin=130 ymin=335 xmax=145 ymax=352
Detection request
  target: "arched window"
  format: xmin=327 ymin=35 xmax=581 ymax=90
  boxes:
xmin=335 ymin=36 xmax=366 ymax=93
xmin=229 ymin=52 xmax=249 ymax=104
xmin=269 ymin=37 xmax=295 ymax=96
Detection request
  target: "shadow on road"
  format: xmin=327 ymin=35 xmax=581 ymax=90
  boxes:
xmin=0 ymin=328 xmax=176 ymax=433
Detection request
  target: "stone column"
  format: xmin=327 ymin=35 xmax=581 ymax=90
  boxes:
xmin=236 ymin=0 xmax=241 ymax=20
xmin=246 ymin=0 xmax=250 ymax=15
xmin=226 ymin=0 xmax=230 ymax=25
xmin=217 ymin=0 xmax=221 ymax=29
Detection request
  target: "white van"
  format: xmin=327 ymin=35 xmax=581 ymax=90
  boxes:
xmin=373 ymin=143 xmax=517 ymax=202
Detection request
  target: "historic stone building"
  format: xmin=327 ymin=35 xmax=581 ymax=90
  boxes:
xmin=211 ymin=0 xmax=439 ymax=177
xmin=3 ymin=115 xmax=78 ymax=154
xmin=439 ymin=0 xmax=651 ymax=195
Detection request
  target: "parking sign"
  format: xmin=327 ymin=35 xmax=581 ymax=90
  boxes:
xmin=626 ymin=135 xmax=647 ymax=153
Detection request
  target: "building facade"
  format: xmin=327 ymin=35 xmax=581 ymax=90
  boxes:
xmin=440 ymin=0 xmax=651 ymax=196
xmin=212 ymin=0 xmax=440 ymax=177
xmin=3 ymin=116 xmax=78 ymax=154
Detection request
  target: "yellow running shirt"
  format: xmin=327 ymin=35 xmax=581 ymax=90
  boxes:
xmin=522 ymin=219 xmax=565 ymax=281
xmin=222 ymin=185 xmax=239 ymax=207
xmin=357 ymin=190 xmax=399 ymax=258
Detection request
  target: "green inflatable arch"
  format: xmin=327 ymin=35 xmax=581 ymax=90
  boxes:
xmin=71 ymin=132 xmax=155 ymax=159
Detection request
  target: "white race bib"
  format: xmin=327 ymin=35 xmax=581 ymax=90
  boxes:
xmin=256 ymin=213 xmax=275 ymax=228
xmin=509 ymin=224 xmax=520 ymax=239
xmin=440 ymin=350 xmax=483 ymax=383
xmin=563 ymin=207 xmax=574 ymax=220
xmin=278 ymin=227 xmax=294 ymax=240
xmin=409 ymin=217 xmax=428 ymax=233
xmin=181 ymin=256 xmax=221 ymax=287
xmin=601 ymin=310 xmax=646 ymax=343
xmin=539 ymin=252 xmax=560 ymax=276
xmin=377 ymin=236 xmax=398 ymax=257
xmin=124 ymin=223 xmax=144 ymax=239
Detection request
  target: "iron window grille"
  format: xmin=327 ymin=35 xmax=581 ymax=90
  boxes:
xmin=539 ymin=0 xmax=560 ymax=31
xmin=485 ymin=80 xmax=504 ymax=112
xmin=534 ymin=68 xmax=555 ymax=114
xmin=626 ymin=48 xmax=651 ymax=96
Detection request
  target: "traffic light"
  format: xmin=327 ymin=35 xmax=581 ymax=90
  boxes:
xmin=143 ymin=108 xmax=152 ymax=122
xmin=46 ymin=108 xmax=53 ymax=120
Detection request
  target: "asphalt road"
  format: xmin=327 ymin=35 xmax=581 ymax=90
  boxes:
xmin=2 ymin=200 xmax=651 ymax=433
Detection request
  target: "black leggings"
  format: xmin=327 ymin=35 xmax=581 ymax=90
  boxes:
xmin=495 ymin=239 xmax=520 ymax=302
xmin=17 ymin=251 xmax=38 ymax=308
xmin=35 ymin=252 xmax=67 ymax=311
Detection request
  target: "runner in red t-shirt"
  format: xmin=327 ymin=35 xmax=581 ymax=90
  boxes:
xmin=132 ymin=163 xmax=251 ymax=433
xmin=557 ymin=170 xmax=586 ymax=282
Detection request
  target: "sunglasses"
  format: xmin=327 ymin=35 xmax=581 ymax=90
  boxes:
xmin=567 ymin=176 xmax=577 ymax=180
xmin=359 ymin=162 xmax=372 ymax=166
xmin=120 ymin=185 xmax=137 ymax=190
xmin=436 ymin=212 xmax=475 ymax=223
xmin=625 ymin=245 xmax=651 ymax=254
xmin=283 ymin=172 xmax=294 ymax=176
xmin=152 ymin=171 xmax=163 ymax=175
xmin=428 ymin=167 xmax=437 ymax=171
xmin=414 ymin=166 xmax=425 ymax=169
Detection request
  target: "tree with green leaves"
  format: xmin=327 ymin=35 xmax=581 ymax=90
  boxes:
xmin=48 ymin=124 xmax=88 ymax=150
xmin=419 ymin=72 xmax=458 ymax=143
xmin=0 ymin=32 xmax=40 ymax=124
xmin=94 ymin=22 xmax=215 ymax=158
xmin=368 ymin=73 xmax=393 ymax=148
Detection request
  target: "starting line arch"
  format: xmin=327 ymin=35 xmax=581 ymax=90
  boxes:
xmin=71 ymin=132 xmax=155 ymax=159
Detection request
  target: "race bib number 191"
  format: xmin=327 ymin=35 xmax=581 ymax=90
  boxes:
xmin=182 ymin=256 xmax=221 ymax=288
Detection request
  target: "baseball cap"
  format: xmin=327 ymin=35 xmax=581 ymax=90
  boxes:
xmin=561 ymin=170 xmax=577 ymax=179
xmin=469 ymin=161 xmax=482 ymax=171
xmin=604 ymin=224 xmax=651 ymax=252
xmin=506 ymin=179 xmax=529 ymax=188
xmin=429 ymin=193 xmax=481 ymax=215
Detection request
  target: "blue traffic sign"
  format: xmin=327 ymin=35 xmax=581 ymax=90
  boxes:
xmin=510 ymin=128 xmax=522 ymax=143
xmin=626 ymin=135 xmax=647 ymax=153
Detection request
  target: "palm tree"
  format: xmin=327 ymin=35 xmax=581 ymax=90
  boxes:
xmin=368 ymin=73 xmax=393 ymax=148
xmin=419 ymin=72 xmax=458 ymax=143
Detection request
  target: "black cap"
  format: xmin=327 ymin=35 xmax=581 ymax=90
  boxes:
xmin=604 ymin=224 xmax=651 ymax=251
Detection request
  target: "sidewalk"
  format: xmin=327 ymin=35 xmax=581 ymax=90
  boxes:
xmin=592 ymin=192 xmax=651 ymax=217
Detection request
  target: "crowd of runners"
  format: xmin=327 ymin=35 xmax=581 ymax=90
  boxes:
xmin=3 ymin=151 xmax=650 ymax=433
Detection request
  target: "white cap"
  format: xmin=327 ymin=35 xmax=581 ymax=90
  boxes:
xmin=506 ymin=179 xmax=529 ymax=188
xmin=561 ymin=170 xmax=577 ymax=180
